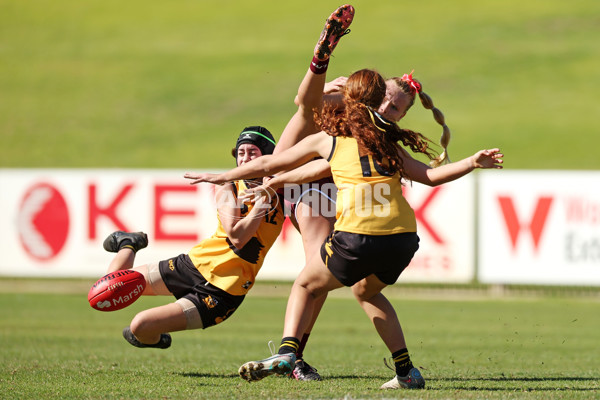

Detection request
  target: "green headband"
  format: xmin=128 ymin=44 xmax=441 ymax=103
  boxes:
xmin=240 ymin=130 xmax=276 ymax=146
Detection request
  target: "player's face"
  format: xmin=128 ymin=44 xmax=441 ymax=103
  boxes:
xmin=237 ymin=144 xmax=263 ymax=165
xmin=378 ymin=81 xmax=413 ymax=122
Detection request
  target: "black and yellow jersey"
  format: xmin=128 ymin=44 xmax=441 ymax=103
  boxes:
xmin=188 ymin=180 xmax=284 ymax=296
xmin=327 ymin=136 xmax=417 ymax=235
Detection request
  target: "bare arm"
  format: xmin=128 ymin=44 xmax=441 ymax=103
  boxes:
xmin=238 ymin=159 xmax=332 ymax=205
xmin=401 ymin=148 xmax=503 ymax=186
xmin=265 ymin=159 xmax=331 ymax=190
xmin=185 ymin=132 xmax=333 ymax=185
xmin=216 ymin=183 xmax=270 ymax=249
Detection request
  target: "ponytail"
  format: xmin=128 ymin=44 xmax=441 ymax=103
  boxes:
xmin=397 ymin=71 xmax=451 ymax=167
xmin=417 ymin=90 xmax=451 ymax=167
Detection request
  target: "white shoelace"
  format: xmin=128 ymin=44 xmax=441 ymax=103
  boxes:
xmin=267 ymin=340 xmax=277 ymax=356
xmin=383 ymin=357 xmax=395 ymax=372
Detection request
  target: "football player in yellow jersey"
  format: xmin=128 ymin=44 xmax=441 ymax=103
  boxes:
xmin=263 ymin=4 xmax=354 ymax=381
xmin=185 ymin=69 xmax=503 ymax=389
xmin=100 ymin=126 xmax=284 ymax=350
xmin=243 ymin=3 xmax=455 ymax=382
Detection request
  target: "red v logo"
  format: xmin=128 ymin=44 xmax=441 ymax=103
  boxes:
xmin=497 ymin=196 xmax=553 ymax=252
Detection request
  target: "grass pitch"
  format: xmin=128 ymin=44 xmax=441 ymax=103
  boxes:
xmin=1 ymin=280 xmax=599 ymax=399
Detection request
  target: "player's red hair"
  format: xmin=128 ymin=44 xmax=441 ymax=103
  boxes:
xmin=317 ymin=69 xmax=436 ymax=180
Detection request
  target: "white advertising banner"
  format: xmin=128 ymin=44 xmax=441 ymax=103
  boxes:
xmin=0 ymin=169 xmax=475 ymax=283
xmin=400 ymin=177 xmax=475 ymax=283
xmin=478 ymin=170 xmax=600 ymax=286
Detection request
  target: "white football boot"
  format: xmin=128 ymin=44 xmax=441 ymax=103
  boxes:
xmin=380 ymin=367 xmax=425 ymax=389
xmin=239 ymin=353 xmax=296 ymax=382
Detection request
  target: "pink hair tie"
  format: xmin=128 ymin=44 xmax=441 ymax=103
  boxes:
xmin=401 ymin=70 xmax=421 ymax=94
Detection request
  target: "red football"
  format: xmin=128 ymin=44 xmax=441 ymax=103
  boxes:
xmin=88 ymin=270 xmax=146 ymax=311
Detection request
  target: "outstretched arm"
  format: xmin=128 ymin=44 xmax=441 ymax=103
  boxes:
xmin=239 ymin=158 xmax=331 ymax=206
xmin=238 ymin=159 xmax=332 ymax=204
xmin=266 ymin=159 xmax=331 ymax=190
xmin=401 ymin=148 xmax=503 ymax=186
xmin=184 ymin=132 xmax=333 ymax=185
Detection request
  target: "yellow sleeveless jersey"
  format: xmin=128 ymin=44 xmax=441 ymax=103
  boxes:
xmin=327 ymin=136 xmax=417 ymax=235
xmin=188 ymin=180 xmax=284 ymax=296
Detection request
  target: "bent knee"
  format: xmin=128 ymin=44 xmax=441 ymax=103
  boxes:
xmin=130 ymin=312 xmax=151 ymax=336
xmin=294 ymin=279 xmax=328 ymax=299
xmin=352 ymin=280 xmax=383 ymax=301
xmin=352 ymin=281 xmax=369 ymax=301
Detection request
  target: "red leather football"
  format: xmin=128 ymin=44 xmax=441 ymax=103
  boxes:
xmin=88 ymin=270 xmax=146 ymax=311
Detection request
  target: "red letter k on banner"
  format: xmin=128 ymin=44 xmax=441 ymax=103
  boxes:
xmin=412 ymin=187 xmax=444 ymax=244
xmin=88 ymin=184 xmax=133 ymax=239
xmin=497 ymin=196 xmax=553 ymax=252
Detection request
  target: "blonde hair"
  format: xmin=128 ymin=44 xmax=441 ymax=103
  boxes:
xmin=389 ymin=75 xmax=451 ymax=167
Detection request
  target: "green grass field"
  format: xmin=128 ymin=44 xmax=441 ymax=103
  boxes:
xmin=1 ymin=281 xmax=599 ymax=399
xmin=1 ymin=0 xmax=600 ymax=169
xmin=2 ymin=2 xmax=600 ymax=399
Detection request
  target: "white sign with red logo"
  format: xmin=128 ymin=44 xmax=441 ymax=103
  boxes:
xmin=401 ymin=177 xmax=475 ymax=283
xmin=0 ymin=169 xmax=475 ymax=283
xmin=0 ymin=169 xmax=305 ymax=279
xmin=478 ymin=170 xmax=600 ymax=285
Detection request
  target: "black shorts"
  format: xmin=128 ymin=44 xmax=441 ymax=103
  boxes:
xmin=320 ymin=231 xmax=419 ymax=286
xmin=158 ymin=254 xmax=245 ymax=329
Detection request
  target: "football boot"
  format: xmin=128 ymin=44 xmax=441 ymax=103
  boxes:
xmin=380 ymin=367 xmax=425 ymax=389
xmin=122 ymin=327 xmax=171 ymax=349
xmin=314 ymin=4 xmax=355 ymax=61
xmin=239 ymin=353 xmax=296 ymax=382
xmin=103 ymin=231 xmax=148 ymax=253
xmin=291 ymin=359 xmax=322 ymax=381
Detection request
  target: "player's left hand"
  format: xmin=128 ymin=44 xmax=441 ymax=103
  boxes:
xmin=324 ymin=76 xmax=347 ymax=94
xmin=472 ymin=148 xmax=503 ymax=169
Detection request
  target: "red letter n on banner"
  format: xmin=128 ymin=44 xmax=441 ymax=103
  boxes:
xmin=497 ymin=196 xmax=553 ymax=252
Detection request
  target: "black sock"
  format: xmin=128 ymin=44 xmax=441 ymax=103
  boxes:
xmin=392 ymin=348 xmax=414 ymax=377
xmin=119 ymin=239 xmax=135 ymax=252
xmin=310 ymin=56 xmax=329 ymax=74
xmin=278 ymin=337 xmax=300 ymax=355
xmin=296 ymin=333 xmax=310 ymax=360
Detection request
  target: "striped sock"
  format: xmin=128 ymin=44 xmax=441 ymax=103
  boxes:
xmin=392 ymin=348 xmax=414 ymax=377
xmin=119 ymin=240 xmax=135 ymax=252
xmin=278 ymin=337 xmax=300 ymax=355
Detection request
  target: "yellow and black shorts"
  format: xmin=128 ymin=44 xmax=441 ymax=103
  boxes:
xmin=158 ymin=254 xmax=245 ymax=329
xmin=320 ymin=231 xmax=419 ymax=286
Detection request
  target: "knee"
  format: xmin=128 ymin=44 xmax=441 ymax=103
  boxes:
xmin=130 ymin=312 xmax=149 ymax=336
xmin=294 ymin=278 xmax=328 ymax=300
xmin=352 ymin=280 xmax=384 ymax=302
xmin=295 ymin=280 xmax=317 ymax=298
xmin=352 ymin=281 xmax=369 ymax=301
